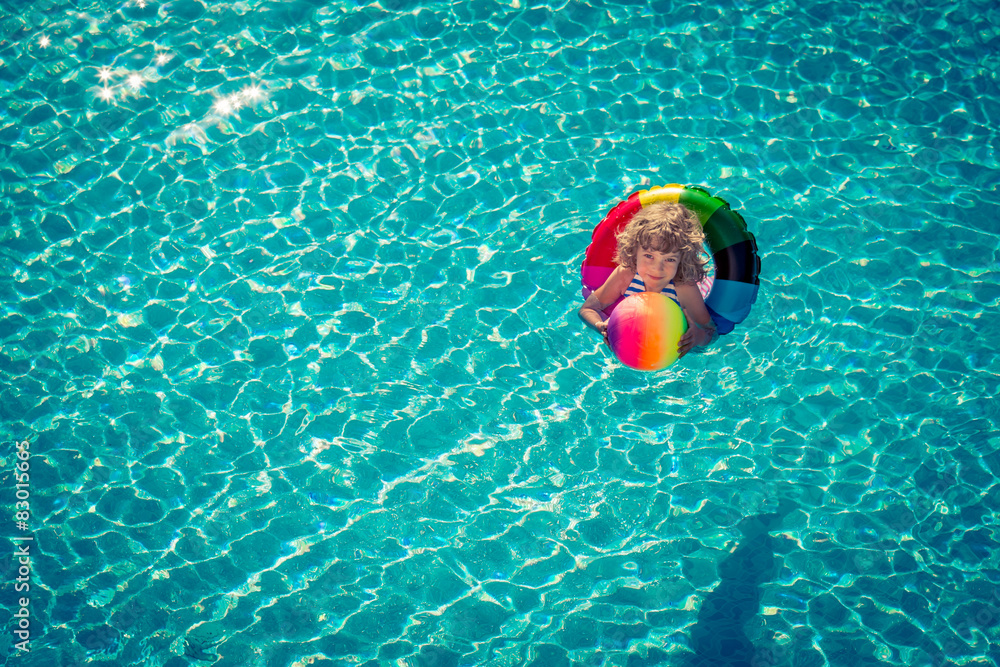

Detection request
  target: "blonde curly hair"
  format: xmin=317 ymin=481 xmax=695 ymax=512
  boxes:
xmin=614 ymin=202 xmax=708 ymax=284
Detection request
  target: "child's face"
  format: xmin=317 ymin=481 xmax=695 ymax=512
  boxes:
xmin=636 ymin=246 xmax=679 ymax=288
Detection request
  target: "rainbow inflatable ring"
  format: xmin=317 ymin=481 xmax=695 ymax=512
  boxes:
xmin=581 ymin=184 xmax=760 ymax=335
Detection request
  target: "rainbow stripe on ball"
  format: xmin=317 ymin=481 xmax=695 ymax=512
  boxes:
xmin=607 ymin=292 xmax=688 ymax=371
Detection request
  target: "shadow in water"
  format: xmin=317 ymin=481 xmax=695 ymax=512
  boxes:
xmin=682 ymin=500 xmax=796 ymax=667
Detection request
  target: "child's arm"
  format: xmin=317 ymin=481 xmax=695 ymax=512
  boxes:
xmin=579 ymin=266 xmax=633 ymax=341
xmin=675 ymin=282 xmax=716 ymax=357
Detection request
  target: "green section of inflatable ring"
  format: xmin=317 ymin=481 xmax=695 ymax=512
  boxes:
xmin=679 ymin=187 xmax=752 ymax=253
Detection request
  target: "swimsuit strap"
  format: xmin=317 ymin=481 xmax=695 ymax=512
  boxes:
xmin=625 ymin=275 xmax=680 ymax=306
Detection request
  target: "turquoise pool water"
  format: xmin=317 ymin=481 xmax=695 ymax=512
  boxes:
xmin=2 ymin=0 xmax=999 ymax=665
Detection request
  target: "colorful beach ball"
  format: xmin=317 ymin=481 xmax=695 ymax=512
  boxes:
xmin=606 ymin=292 xmax=688 ymax=370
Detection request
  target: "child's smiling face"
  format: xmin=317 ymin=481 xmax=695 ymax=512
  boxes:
xmin=636 ymin=246 xmax=679 ymax=289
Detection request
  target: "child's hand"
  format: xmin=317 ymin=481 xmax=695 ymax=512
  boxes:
xmin=597 ymin=320 xmax=610 ymax=347
xmin=678 ymin=325 xmax=713 ymax=357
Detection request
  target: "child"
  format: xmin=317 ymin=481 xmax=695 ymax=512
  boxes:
xmin=579 ymin=202 xmax=716 ymax=357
